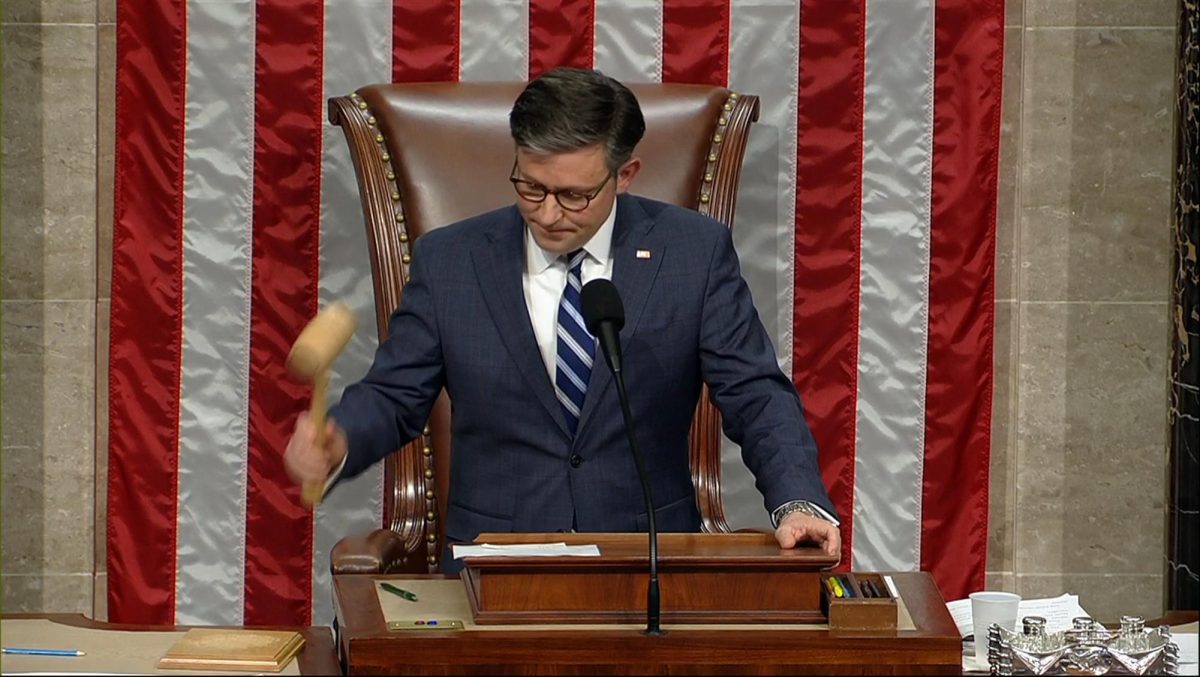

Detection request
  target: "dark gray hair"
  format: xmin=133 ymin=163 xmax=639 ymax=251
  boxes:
xmin=509 ymin=67 xmax=646 ymax=173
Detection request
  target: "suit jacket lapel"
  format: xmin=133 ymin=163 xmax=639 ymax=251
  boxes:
xmin=576 ymin=196 xmax=665 ymax=436
xmin=472 ymin=209 xmax=571 ymax=438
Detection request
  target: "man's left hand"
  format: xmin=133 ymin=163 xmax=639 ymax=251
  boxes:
xmin=775 ymin=511 xmax=842 ymax=559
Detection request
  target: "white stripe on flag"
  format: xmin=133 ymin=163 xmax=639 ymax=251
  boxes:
xmin=460 ymin=0 xmax=528 ymax=81
xmin=852 ymin=0 xmax=935 ymax=572
xmin=722 ymin=0 xmax=802 ymax=530
xmin=175 ymin=0 xmax=255 ymax=626
xmin=313 ymin=0 xmax=393 ymax=627
xmin=593 ymin=0 xmax=662 ymax=83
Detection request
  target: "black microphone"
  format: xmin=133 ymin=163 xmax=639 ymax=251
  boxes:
xmin=581 ymin=279 xmax=663 ymax=636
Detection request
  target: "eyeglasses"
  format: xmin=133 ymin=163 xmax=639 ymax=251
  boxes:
xmin=509 ymin=160 xmax=613 ymax=212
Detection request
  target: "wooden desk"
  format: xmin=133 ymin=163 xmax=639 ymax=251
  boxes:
xmin=333 ymin=572 xmax=961 ymax=675
xmin=1 ymin=613 xmax=340 ymax=674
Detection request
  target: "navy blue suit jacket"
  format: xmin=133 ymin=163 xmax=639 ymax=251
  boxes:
xmin=330 ymin=194 xmax=835 ymax=569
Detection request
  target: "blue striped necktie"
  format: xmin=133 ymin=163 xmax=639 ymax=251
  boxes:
xmin=555 ymin=249 xmax=595 ymax=435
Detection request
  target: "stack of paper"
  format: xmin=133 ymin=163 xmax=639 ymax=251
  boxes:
xmin=945 ymin=592 xmax=1089 ymax=639
xmin=451 ymin=542 xmax=601 ymax=558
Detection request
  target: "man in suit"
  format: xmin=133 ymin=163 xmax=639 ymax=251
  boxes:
xmin=284 ymin=67 xmax=840 ymax=571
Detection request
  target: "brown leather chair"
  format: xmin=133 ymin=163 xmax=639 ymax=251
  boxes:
xmin=327 ymin=81 xmax=760 ymax=575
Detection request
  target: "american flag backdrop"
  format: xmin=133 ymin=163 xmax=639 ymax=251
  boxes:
xmin=108 ymin=0 xmax=1003 ymax=626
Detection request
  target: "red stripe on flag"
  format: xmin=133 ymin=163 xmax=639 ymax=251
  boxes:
xmin=922 ymin=0 xmax=1003 ymax=601
xmin=661 ymin=0 xmax=729 ymax=86
xmin=794 ymin=0 xmax=866 ymax=569
xmin=107 ymin=0 xmax=187 ymax=625
xmin=392 ymin=0 xmax=460 ymax=82
xmin=528 ymin=0 xmax=594 ymax=77
xmin=244 ymin=0 xmax=325 ymax=627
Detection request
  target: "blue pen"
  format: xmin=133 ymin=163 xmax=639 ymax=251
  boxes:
xmin=2 ymin=647 xmax=85 ymax=657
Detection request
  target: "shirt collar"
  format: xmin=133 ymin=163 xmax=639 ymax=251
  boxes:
xmin=525 ymin=195 xmax=617 ymax=274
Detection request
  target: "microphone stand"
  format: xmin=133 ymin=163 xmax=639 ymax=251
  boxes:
xmin=610 ymin=366 xmax=663 ymax=636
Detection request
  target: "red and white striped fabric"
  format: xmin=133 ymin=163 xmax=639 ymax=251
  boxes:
xmin=109 ymin=0 xmax=1002 ymax=626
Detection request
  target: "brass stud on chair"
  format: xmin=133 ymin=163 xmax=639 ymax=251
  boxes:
xmin=708 ymin=152 xmax=718 ymax=163
xmin=395 ymin=212 xmax=405 ymax=224
xmin=729 ymin=92 xmax=739 ymax=99
xmin=427 ymin=533 xmax=436 ymax=543
xmin=402 ymin=254 xmax=411 ymax=264
xmin=422 ymin=445 xmax=432 ymax=456
xmin=704 ymin=172 xmax=713 ymax=182
xmin=719 ymin=116 xmax=728 ymax=126
xmin=423 ymin=425 xmax=431 ymax=436
xmin=375 ymin=133 xmax=384 ymax=143
xmin=399 ymin=233 xmax=409 ymax=243
xmin=424 ymin=468 xmax=434 ymax=479
xmin=713 ymin=132 xmax=723 ymax=144
xmin=381 ymin=151 xmax=390 ymax=161
xmin=427 ymin=555 xmax=437 ymax=564
xmin=357 ymin=100 xmax=368 ymax=110
xmin=367 ymin=115 xmax=376 ymax=126
xmin=425 ymin=490 xmax=434 ymax=499
xmin=700 ymin=192 xmax=710 ymax=204
xmin=391 ymin=191 xmax=400 ymax=201
xmin=723 ymin=102 xmax=733 ymax=112
xmin=386 ymin=171 xmax=395 ymax=181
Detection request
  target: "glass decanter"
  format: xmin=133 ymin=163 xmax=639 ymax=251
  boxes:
xmin=1003 ymin=616 xmax=1070 ymax=675
xmin=1106 ymin=616 xmax=1170 ymax=676
xmin=1062 ymin=616 xmax=1113 ymax=676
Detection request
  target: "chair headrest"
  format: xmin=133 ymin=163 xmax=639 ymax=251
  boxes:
xmin=357 ymin=82 xmax=732 ymax=240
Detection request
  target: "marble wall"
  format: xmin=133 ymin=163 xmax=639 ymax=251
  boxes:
xmin=989 ymin=0 xmax=1177 ymax=621
xmin=1 ymin=0 xmax=112 ymax=618
xmin=0 ymin=0 xmax=1179 ymax=623
xmin=1168 ymin=0 xmax=1199 ymax=612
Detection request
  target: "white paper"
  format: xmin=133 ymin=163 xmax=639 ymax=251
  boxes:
xmin=1175 ymin=632 xmax=1198 ymax=665
xmin=960 ymin=651 xmax=990 ymax=674
xmin=882 ymin=575 xmax=900 ymax=599
xmin=946 ymin=597 xmax=976 ymax=638
xmin=451 ymin=542 xmax=602 ymax=558
xmin=946 ymin=593 xmax=1090 ymax=639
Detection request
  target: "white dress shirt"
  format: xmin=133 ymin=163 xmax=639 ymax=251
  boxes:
xmin=522 ymin=201 xmax=617 ymax=385
xmin=519 ymin=201 xmax=838 ymax=529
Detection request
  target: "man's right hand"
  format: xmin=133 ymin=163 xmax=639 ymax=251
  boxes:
xmin=284 ymin=412 xmax=349 ymax=488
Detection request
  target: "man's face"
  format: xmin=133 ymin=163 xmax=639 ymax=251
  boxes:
xmin=512 ymin=143 xmax=640 ymax=256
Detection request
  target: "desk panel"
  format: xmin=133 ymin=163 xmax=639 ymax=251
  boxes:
xmin=0 ymin=614 xmax=338 ymax=675
xmin=333 ymin=572 xmax=961 ymax=675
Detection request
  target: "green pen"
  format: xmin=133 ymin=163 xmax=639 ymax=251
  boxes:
xmin=380 ymin=582 xmax=418 ymax=602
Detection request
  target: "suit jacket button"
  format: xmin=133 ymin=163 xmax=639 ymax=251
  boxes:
xmin=569 ymin=454 xmax=583 ymax=468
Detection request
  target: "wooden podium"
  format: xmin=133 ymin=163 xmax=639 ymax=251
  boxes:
xmin=332 ymin=533 xmax=962 ymax=675
xmin=462 ymin=532 xmax=834 ymax=625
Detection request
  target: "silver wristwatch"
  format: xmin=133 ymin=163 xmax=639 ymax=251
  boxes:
xmin=770 ymin=500 xmax=836 ymax=529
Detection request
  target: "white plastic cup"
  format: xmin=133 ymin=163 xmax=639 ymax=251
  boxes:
xmin=970 ymin=591 xmax=1021 ymax=660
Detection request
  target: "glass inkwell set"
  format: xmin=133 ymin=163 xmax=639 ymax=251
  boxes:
xmin=985 ymin=615 xmax=1181 ymax=675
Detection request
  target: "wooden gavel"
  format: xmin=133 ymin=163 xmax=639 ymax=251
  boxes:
xmin=286 ymin=302 xmax=358 ymax=506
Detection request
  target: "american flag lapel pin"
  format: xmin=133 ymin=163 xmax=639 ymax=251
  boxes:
xmin=636 ymin=249 xmax=651 ymax=259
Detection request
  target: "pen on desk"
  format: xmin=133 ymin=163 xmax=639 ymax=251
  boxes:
xmin=838 ymin=575 xmax=856 ymax=598
xmin=380 ymin=582 xmax=419 ymax=602
xmin=868 ymin=580 xmax=883 ymax=598
xmin=827 ymin=576 xmax=844 ymax=598
xmin=2 ymin=647 xmax=86 ymax=657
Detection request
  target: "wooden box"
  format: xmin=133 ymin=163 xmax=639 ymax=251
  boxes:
xmin=822 ymin=572 xmax=898 ymax=632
